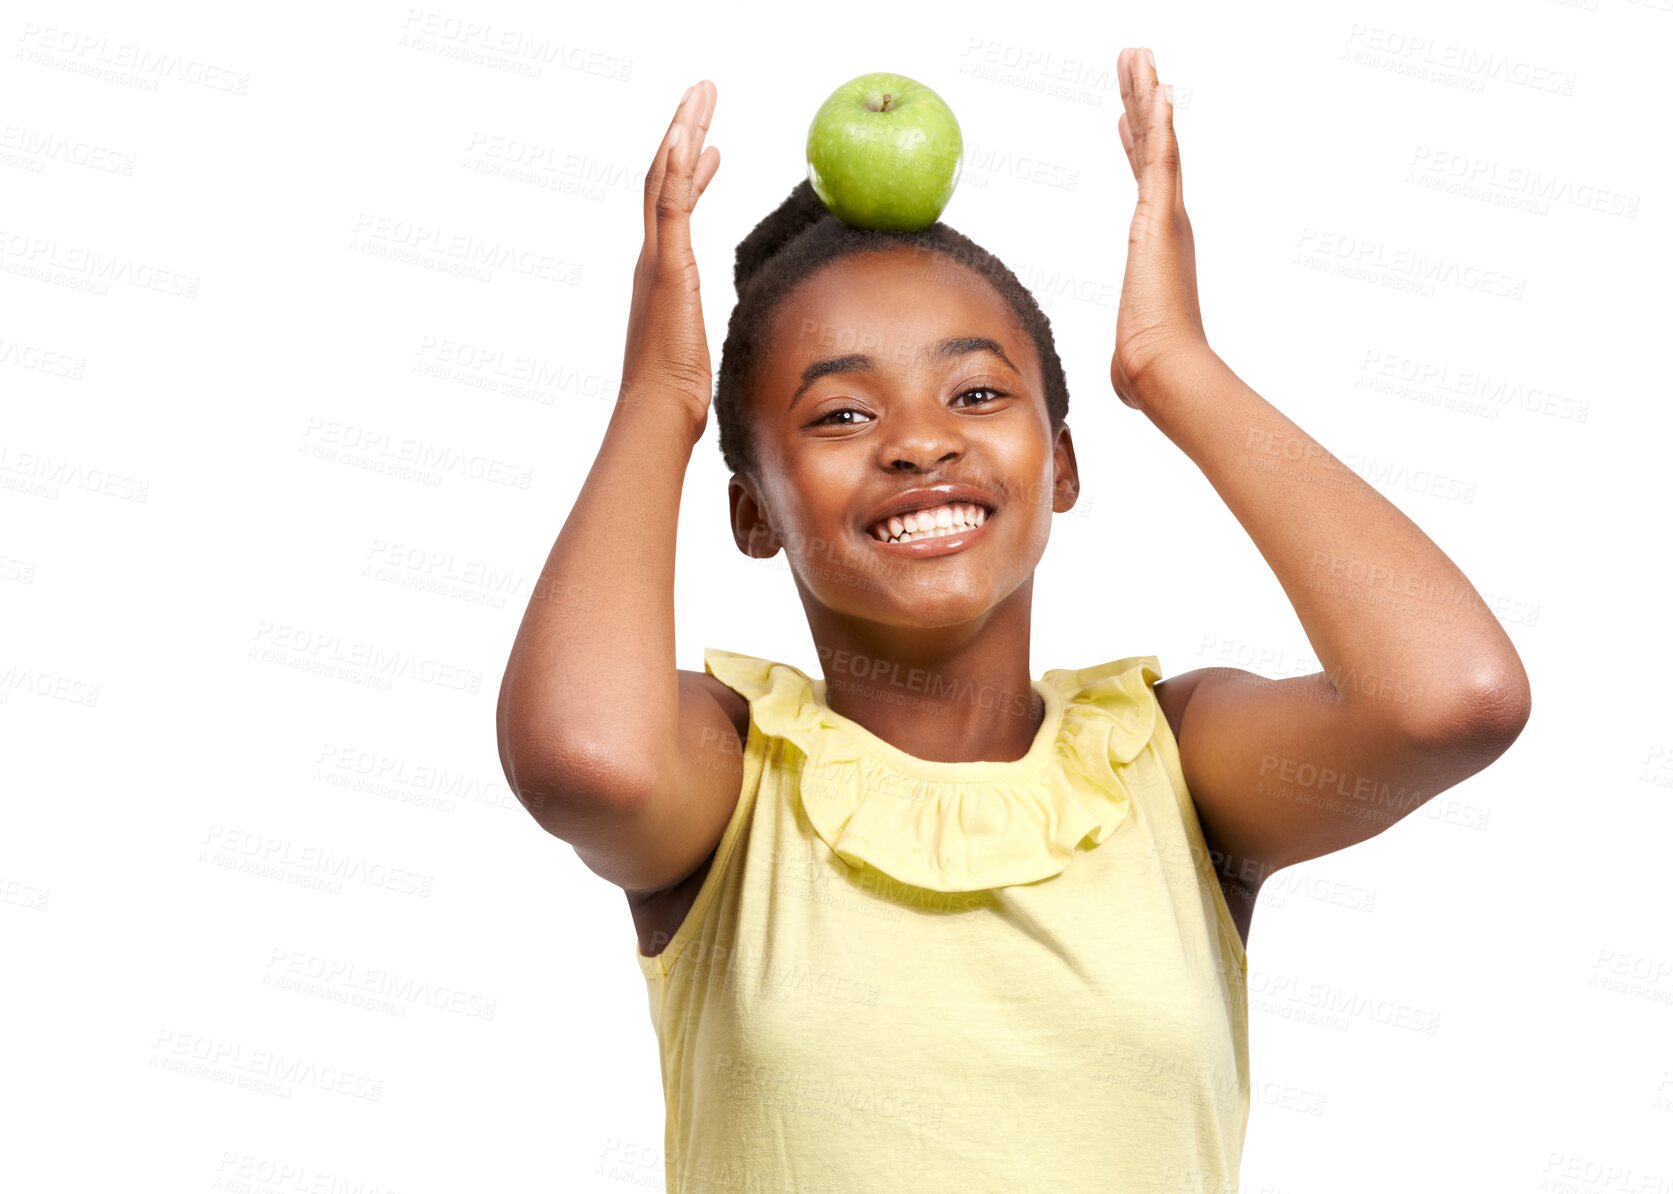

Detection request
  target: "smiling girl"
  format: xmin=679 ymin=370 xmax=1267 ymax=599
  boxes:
xmin=496 ymin=48 xmax=1532 ymax=1193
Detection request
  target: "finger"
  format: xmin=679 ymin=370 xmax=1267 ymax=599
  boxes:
xmin=1117 ymin=112 xmax=1137 ymax=181
xmin=1120 ymin=47 xmax=1158 ymax=172
xmin=643 ymin=81 xmax=705 ymax=246
xmin=693 ymin=145 xmax=721 ymax=203
xmin=686 ymin=83 xmax=720 ymax=203
xmin=1130 ymin=45 xmax=1157 ymax=110
xmin=692 ymin=78 xmax=716 ymax=140
xmin=1143 ymin=78 xmax=1183 ymax=210
xmin=1117 ymin=49 xmax=1142 ymax=159
xmin=1128 ymin=50 xmax=1177 ymax=206
xmin=654 ymin=82 xmax=713 ymax=269
xmin=1162 ymin=84 xmax=1184 ymax=208
xmin=1129 ymin=46 xmax=1159 ymax=131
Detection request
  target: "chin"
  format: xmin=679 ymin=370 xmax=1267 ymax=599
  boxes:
xmin=818 ymin=567 xmax=1007 ymax=630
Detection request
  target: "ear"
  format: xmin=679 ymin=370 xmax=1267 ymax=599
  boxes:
xmin=1051 ymin=422 xmax=1081 ymax=514
xmin=729 ymin=473 xmax=781 ymax=559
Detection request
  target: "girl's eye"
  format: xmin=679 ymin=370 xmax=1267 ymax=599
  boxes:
xmin=811 ymin=388 xmax=1008 ymax=428
xmin=813 ymin=407 xmax=873 ymax=427
xmin=953 ymin=386 xmax=1007 ymax=408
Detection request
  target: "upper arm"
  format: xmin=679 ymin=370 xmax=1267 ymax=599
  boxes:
xmin=1154 ymin=666 xmax=1530 ymax=893
xmin=502 ymin=668 xmax=749 ymax=896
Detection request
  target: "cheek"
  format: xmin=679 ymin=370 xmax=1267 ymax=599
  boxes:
xmin=988 ymin=437 xmax=1055 ymax=514
xmin=767 ymin=451 xmax=857 ymax=548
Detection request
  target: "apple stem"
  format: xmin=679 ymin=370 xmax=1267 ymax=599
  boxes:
xmin=867 ymin=92 xmax=895 ymax=113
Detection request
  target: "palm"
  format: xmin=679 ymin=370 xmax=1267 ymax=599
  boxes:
xmin=1110 ymin=48 xmax=1208 ymax=410
xmin=620 ymin=80 xmax=723 ymax=435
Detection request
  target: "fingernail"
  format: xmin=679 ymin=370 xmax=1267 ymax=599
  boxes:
xmin=681 ymin=85 xmax=693 ymax=104
xmin=1164 ymin=83 xmax=1174 ymax=105
xmin=1145 ymin=49 xmax=1155 ymax=70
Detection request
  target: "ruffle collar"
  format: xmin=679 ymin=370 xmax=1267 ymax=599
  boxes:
xmin=702 ymin=646 xmax=1162 ymax=893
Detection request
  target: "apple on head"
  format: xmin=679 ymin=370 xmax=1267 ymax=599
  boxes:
xmin=806 ymin=72 xmax=963 ymax=232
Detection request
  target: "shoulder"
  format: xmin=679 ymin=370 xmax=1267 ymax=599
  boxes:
xmin=1152 ymin=667 xmax=1216 ymax=747
xmin=693 ymin=645 xmax=824 ymax=749
xmin=681 ymin=667 xmax=750 ymax=746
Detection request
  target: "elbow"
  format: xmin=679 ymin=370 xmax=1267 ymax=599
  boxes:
xmin=1473 ymin=668 xmax=1532 ymax=744
xmin=498 ymin=717 xmax=659 ymax=835
xmin=1404 ymin=664 xmax=1532 ymax=759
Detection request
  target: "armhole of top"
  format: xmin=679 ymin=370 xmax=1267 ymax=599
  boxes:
xmin=635 ymin=667 xmax=768 ymax=979
xmin=1147 ymin=688 xmax=1250 ymax=978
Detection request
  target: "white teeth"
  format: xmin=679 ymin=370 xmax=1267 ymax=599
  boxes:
xmin=869 ymin=501 xmax=992 ymax=543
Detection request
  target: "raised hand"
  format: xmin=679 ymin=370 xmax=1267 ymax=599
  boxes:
xmin=619 ymin=80 xmax=722 ymax=438
xmin=1110 ymin=48 xmax=1209 ymax=412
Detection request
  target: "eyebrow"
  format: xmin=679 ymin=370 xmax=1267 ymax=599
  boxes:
xmin=787 ymin=335 xmax=1018 ymax=412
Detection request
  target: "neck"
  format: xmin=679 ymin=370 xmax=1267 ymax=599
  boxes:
xmin=801 ymin=581 xmax=1043 ymax=764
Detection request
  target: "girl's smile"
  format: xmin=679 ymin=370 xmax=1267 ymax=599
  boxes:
xmin=734 ymin=243 xmax=1079 ymax=627
xmin=862 ymin=486 xmax=998 ymax=556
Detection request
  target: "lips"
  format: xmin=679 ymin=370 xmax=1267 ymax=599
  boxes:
xmin=868 ymin=502 xmax=988 ymax=543
xmin=865 ymin=507 xmax=995 ymax=557
xmin=859 ymin=483 xmax=1000 ymax=542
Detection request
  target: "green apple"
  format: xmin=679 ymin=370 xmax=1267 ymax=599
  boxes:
xmin=806 ymin=72 xmax=963 ymax=232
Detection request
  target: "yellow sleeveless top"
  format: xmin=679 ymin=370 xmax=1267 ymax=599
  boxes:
xmin=635 ymin=646 xmax=1250 ymax=1193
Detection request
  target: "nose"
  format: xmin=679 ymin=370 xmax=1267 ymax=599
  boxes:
xmin=878 ymin=406 xmax=965 ymax=471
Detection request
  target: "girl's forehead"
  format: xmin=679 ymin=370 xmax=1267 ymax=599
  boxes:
xmin=794 ymin=245 xmax=996 ymax=306
xmin=770 ymin=252 xmax=1026 ymax=370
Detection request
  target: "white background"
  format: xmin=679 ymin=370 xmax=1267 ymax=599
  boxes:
xmin=4 ymin=0 xmax=1670 ymax=1190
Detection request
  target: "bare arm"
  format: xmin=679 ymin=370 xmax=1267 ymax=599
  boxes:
xmin=1145 ymin=350 xmax=1530 ymax=877
xmin=495 ymin=80 xmax=743 ymax=894
xmin=1110 ymin=48 xmax=1531 ymax=894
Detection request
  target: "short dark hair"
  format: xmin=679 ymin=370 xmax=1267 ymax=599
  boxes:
xmin=713 ymin=178 xmax=1071 ymax=480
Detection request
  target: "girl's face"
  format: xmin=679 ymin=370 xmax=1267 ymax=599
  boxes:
xmin=732 ymin=245 xmax=1080 ymax=629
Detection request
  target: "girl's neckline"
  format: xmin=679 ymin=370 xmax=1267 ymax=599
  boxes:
xmin=808 ymin=673 xmax=1065 ymax=782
